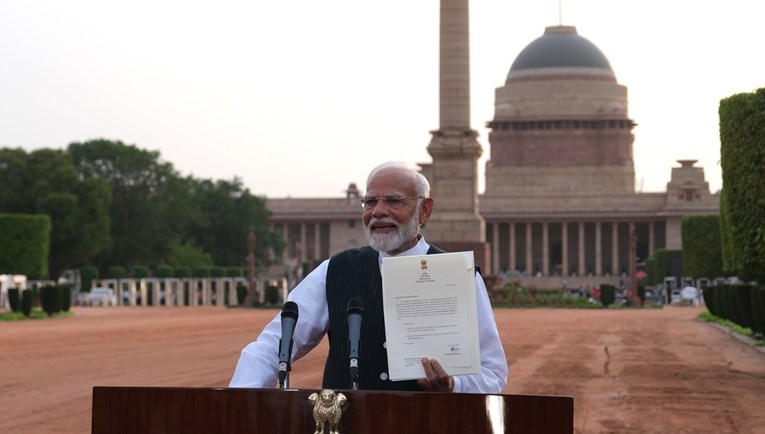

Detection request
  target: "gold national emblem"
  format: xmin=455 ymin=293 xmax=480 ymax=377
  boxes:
xmin=420 ymin=258 xmax=427 ymax=270
xmin=307 ymin=389 xmax=347 ymax=434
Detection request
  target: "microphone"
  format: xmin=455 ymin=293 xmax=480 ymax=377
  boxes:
xmin=346 ymin=298 xmax=364 ymax=389
xmin=278 ymin=301 xmax=299 ymax=389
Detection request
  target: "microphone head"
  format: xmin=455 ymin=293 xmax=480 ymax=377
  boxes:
xmin=281 ymin=301 xmax=299 ymax=320
xmin=346 ymin=298 xmax=364 ymax=316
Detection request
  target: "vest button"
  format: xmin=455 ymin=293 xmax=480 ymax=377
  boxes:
xmin=379 ymin=372 xmax=389 ymax=381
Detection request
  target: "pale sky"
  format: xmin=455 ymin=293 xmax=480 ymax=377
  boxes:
xmin=2 ymin=1 xmax=763 ymax=197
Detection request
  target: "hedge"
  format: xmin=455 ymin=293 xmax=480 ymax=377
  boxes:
xmin=0 ymin=213 xmax=51 ymax=279
xmin=681 ymin=215 xmax=723 ymax=279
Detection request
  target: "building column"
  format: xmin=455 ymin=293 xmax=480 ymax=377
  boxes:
xmin=509 ymin=222 xmax=516 ymax=274
xmin=525 ymin=222 xmax=533 ymax=275
xmin=491 ymin=222 xmax=500 ymax=275
xmin=542 ymin=222 xmax=549 ymax=276
xmin=649 ymin=221 xmax=655 ymax=257
xmin=561 ymin=222 xmax=569 ymax=276
xmin=282 ymin=224 xmax=290 ymax=264
xmin=612 ymin=222 xmax=619 ymax=275
xmin=595 ymin=222 xmax=603 ymax=276
xmin=300 ymin=223 xmax=307 ymax=264
xmin=578 ymin=222 xmax=585 ymax=276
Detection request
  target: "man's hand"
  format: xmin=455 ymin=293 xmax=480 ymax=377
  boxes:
xmin=417 ymin=357 xmax=454 ymax=392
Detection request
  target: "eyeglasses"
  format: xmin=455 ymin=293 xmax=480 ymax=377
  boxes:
xmin=360 ymin=196 xmax=424 ymax=210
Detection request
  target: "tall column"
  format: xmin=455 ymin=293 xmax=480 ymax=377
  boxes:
xmin=561 ymin=222 xmax=569 ymax=276
xmin=425 ymin=0 xmax=488 ymax=270
xmin=595 ymin=222 xmax=602 ymax=276
xmin=578 ymin=222 xmax=585 ymax=276
xmin=612 ymin=223 xmax=619 ymax=275
xmin=491 ymin=222 xmax=500 ymax=274
xmin=300 ymin=223 xmax=307 ymax=264
xmin=542 ymin=222 xmax=549 ymax=275
xmin=509 ymin=222 xmax=516 ymax=274
xmin=525 ymin=222 xmax=532 ymax=275
xmin=648 ymin=221 xmax=655 ymax=257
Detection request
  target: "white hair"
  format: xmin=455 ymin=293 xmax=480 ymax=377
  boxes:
xmin=366 ymin=161 xmax=430 ymax=197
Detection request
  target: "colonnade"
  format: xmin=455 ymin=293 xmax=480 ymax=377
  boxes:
xmin=486 ymin=220 xmax=665 ymax=277
xmin=92 ymin=277 xmax=247 ymax=307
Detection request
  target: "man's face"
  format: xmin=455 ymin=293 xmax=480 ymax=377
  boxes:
xmin=362 ymin=168 xmax=431 ymax=254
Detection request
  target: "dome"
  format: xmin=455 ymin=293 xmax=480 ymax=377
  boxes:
xmin=510 ymin=26 xmax=613 ymax=72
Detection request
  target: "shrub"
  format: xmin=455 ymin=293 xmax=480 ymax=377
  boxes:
xmin=226 ymin=267 xmax=244 ymax=278
xmin=600 ymin=284 xmax=616 ymax=307
xmin=59 ymin=285 xmax=71 ymax=312
xmin=174 ymin=266 xmax=191 ymax=278
xmin=130 ymin=265 xmax=150 ymax=278
xmin=21 ymin=289 xmax=32 ymax=316
xmin=155 ymin=264 xmax=173 ymax=278
xmin=107 ymin=266 xmax=126 ymax=279
xmin=40 ymin=285 xmax=60 ymax=316
xmin=0 ymin=213 xmax=51 ymax=280
xmin=79 ymin=265 xmax=98 ymax=292
xmin=192 ymin=267 xmax=210 ymax=278
xmin=265 ymin=285 xmax=279 ymax=305
xmin=236 ymin=283 xmax=247 ymax=305
xmin=8 ymin=288 xmax=20 ymax=312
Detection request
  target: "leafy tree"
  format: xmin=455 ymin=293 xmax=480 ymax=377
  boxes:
xmin=0 ymin=148 xmax=111 ymax=277
xmin=68 ymin=139 xmax=192 ymax=269
xmin=186 ymin=177 xmax=284 ymax=268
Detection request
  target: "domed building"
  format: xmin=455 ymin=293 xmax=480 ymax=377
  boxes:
xmin=264 ymin=24 xmax=719 ymax=290
xmin=479 ymin=25 xmax=718 ymax=286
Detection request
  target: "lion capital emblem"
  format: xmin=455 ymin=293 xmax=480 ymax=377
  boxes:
xmin=307 ymin=389 xmax=347 ymax=434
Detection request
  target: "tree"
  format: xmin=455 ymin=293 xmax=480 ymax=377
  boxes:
xmin=0 ymin=148 xmax=111 ymax=277
xmin=68 ymin=139 xmax=191 ymax=269
xmin=186 ymin=177 xmax=284 ymax=268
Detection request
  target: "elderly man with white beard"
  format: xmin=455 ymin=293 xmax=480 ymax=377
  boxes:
xmin=229 ymin=162 xmax=507 ymax=393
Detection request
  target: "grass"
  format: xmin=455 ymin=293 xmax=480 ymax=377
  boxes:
xmin=0 ymin=308 xmax=75 ymax=321
xmin=698 ymin=310 xmax=765 ymax=346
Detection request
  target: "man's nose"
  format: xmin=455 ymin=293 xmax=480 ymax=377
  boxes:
xmin=369 ymin=200 xmax=390 ymax=216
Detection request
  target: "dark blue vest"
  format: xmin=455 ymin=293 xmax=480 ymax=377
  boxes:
xmin=322 ymin=244 xmax=445 ymax=390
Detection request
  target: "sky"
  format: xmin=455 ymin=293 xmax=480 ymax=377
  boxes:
xmin=2 ymin=1 xmax=763 ymax=197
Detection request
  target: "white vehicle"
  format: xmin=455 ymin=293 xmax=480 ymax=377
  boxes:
xmin=82 ymin=287 xmax=118 ymax=306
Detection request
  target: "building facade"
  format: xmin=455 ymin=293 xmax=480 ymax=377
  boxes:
xmin=266 ymin=25 xmax=719 ymax=289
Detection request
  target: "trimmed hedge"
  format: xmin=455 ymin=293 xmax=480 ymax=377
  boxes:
xmin=0 ymin=213 xmax=52 ymax=279
xmin=155 ymin=265 xmax=174 ymax=278
xmin=21 ymin=289 xmax=33 ymax=316
xmin=600 ymin=284 xmax=616 ymax=307
xmin=705 ymin=284 xmax=765 ymax=335
xmin=80 ymin=265 xmax=99 ymax=292
xmin=108 ymin=266 xmax=126 ymax=279
xmin=719 ymin=88 xmax=765 ymax=281
xmin=8 ymin=288 xmax=20 ymax=312
xmin=681 ymin=215 xmax=723 ymax=279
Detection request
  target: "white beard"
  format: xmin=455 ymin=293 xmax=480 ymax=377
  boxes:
xmin=364 ymin=213 xmax=419 ymax=253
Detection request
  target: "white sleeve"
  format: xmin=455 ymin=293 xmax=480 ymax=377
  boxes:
xmin=228 ymin=260 xmax=330 ymax=388
xmin=451 ymin=272 xmax=508 ymax=393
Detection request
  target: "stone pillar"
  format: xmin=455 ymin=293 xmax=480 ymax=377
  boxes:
xmin=300 ymin=223 xmax=307 ymax=264
xmin=648 ymin=221 xmax=655 ymax=256
xmin=509 ymin=222 xmax=516 ymax=274
xmin=629 ymin=223 xmax=640 ymax=306
xmin=424 ymin=0 xmax=489 ymax=271
xmin=578 ymin=222 xmax=585 ymax=276
xmin=245 ymin=228 xmax=257 ymax=307
xmin=542 ymin=222 xmax=549 ymax=276
xmin=491 ymin=222 xmax=500 ymax=275
xmin=612 ymin=223 xmax=619 ymax=275
xmin=525 ymin=223 xmax=532 ymax=275
xmin=562 ymin=222 xmax=569 ymax=276
xmin=595 ymin=222 xmax=603 ymax=276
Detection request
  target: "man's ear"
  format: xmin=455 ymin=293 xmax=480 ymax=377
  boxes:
xmin=418 ymin=197 xmax=434 ymax=226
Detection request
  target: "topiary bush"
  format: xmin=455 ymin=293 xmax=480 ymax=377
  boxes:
xmin=59 ymin=285 xmax=71 ymax=312
xmin=236 ymin=283 xmax=247 ymax=305
xmin=21 ymin=289 xmax=33 ymax=316
xmin=40 ymin=285 xmax=60 ymax=316
xmin=600 ymin=284 xmax=616 ymax=307
xmin=8 ymin=287 xmax=20 ymax=312
xmin=79 ymin=265 xmax=98 ymax=292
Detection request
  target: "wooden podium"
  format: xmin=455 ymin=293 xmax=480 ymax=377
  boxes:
xmin=92 ymin=386 xmax=573 ymax=434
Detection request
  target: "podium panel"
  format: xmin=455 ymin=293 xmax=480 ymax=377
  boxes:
xmin=92 ymin=386 xmax=572 ymax=434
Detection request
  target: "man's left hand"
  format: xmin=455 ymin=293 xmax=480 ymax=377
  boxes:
xmin=417 ymin=357 xmax=454 ymax=392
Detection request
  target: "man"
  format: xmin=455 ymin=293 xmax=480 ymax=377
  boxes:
xmin=229 ymin=162 xmax=507 ymax=393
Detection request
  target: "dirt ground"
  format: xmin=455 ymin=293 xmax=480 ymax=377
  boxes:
xmin=1 ymin=305 xmax=764 ymax=434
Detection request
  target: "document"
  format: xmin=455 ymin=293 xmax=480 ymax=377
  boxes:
xmin=381 ymin=251 xmax=480 ymax=381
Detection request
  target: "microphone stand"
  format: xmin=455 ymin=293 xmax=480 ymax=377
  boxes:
xmin=350 ymin=359 xmax=359 ymax=390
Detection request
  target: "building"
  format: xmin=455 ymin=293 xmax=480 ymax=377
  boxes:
xmin=266 ymin=24 xmax=719 ymax=289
